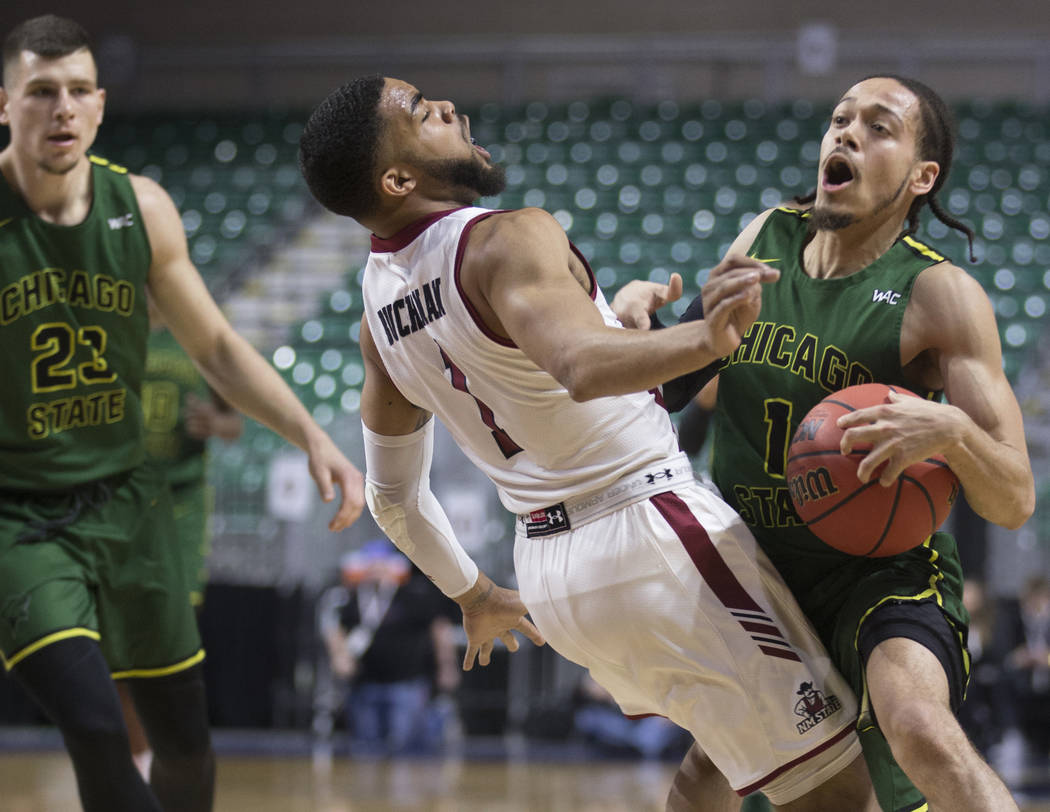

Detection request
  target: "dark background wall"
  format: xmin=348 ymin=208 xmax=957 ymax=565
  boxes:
xmin=4 ymin=1 xmax=1050 ymax=110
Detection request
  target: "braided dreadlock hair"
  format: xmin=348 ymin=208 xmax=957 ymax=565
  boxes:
xmin=795 ymin=74 xmax=977 ymax=262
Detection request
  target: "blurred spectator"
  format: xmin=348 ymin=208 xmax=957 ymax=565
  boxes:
xmin=572 ymin=673 xmax=688 ymax=760
xmin=320 ymin=540 xmax=461 ymax=756
xmin=957 ymin=577 xmax=1013 ymax=757
xmin=999 ymin=574 xmax=1050 ymax=760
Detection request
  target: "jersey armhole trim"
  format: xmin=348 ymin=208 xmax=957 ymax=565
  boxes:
xmin=454 ymin=210 xmax=517 ymax=348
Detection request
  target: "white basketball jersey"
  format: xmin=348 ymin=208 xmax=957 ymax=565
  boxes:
xmin=361 ymin=207 xmax=680 ymax=513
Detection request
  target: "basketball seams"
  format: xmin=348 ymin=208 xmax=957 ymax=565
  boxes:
xmin=866 ymin=479 xmax=904 ymax=556
xmin=787 ymin=448 xmax=868 ymax=464
xmin=806 ymin=478 xmax=881 ymax=525
xmin=787 ymin=383 xmax=958 ymax=558
xmin=900 ymin=474 xmax=938 ymax=535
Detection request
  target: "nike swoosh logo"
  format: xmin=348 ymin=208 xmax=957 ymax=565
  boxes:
xmin=749 ymin=255 xmax=781 ymax=264
xmin=0 ymin=218 xmax=13 ymax=230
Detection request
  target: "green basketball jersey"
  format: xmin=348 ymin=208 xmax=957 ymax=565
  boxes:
xmin=0 ymin=155 xmax=150 ymax=491
xmin=711 ymin=207 xmax=963 ymax=638
xmin=143 ymin=328 xmax=210 ymax=487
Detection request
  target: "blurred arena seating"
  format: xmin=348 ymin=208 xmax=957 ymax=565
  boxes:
xmin=94 ymin=96 xmax=1050 ymax=588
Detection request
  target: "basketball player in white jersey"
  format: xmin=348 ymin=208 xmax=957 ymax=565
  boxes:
xmin=298 ymin=75 xmax=876 ymax=811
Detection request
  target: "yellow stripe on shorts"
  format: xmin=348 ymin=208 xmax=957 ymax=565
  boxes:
xmin=2 ymin=628 xmax=102 ymax=671
xmin=111 ymin=648 xmax=206 ymax=680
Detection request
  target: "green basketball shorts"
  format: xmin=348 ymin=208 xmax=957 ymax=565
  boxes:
xmin=0 ymin=465 xmax=203 ymax=677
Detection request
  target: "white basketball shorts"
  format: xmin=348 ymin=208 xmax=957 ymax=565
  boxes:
xmin=513 ymin=463 xmax=860 ymax=804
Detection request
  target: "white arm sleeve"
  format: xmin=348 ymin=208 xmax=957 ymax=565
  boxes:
xmin=362 ymin=420 xmax=479 ymax=599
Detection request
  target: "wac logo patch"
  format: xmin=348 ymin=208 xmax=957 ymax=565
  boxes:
xmin=794 ymin=681 xmax=843 ymax=734
xmin=872 ymin=288 xmax=901 ymax=305
xmin=108 ymin=213 xmax=135 ymax=231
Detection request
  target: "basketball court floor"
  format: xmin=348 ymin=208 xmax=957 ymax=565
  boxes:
xmin=3 ymin=741 xmax=1049 ymax=811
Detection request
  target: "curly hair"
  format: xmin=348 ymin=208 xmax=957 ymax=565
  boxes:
xmin=298 ymin=74 xmax=386 ymax=220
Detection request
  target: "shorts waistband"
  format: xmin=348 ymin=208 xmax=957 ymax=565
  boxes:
xmin=518 ymin=453 xmax=694 ymax=538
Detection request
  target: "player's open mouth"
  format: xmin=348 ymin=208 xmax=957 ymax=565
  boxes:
xmin=470 ymin=136 xmax=491 ymax=160
xmin=47 ymin=132 xmax=76 ymax=147
xmin=822 ymin=155 xmax=855 ymax=191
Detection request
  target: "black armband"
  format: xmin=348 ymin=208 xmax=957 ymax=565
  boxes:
xmin=660 ymin=293 xmax=722 ymax=413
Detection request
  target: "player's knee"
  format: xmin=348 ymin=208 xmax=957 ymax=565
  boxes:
xmin=879 ymin=699 xmax=953 ymax=767
xmin=59 ymin=702 xmax=132 ymax=760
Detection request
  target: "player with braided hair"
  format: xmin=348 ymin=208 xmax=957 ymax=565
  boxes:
xmin=793 ymin=73 xmax=977 ymax=263
xmin=614 ymin=75 xmax=1032 ymax=811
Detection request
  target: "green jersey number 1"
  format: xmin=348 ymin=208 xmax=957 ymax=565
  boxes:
xmin=762 ymin=398 xmax=793 ymax=478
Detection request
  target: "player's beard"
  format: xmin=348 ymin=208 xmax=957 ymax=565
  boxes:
xmin=810 ymin=172 xmax=911 ymax=232
xmin=422 ymin=155 xmax=507 ymax=203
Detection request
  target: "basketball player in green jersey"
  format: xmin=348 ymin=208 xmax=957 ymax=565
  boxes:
xmin=614 ymin=76 xmax=1033 ymax=812
xmin=143 ymin=302 xmax=244 ymax=610
xmin=0 ymin=15 xmax=363 ymax=812
xmin=117 ymin=303 xmax=245 ymax=780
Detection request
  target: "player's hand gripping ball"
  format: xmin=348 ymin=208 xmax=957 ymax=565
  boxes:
xmin=786 ymin=383 xmax=959 ymax=557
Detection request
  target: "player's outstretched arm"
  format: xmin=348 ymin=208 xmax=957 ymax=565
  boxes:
xmin=135 ymin=174 xmax=364 ymax=530
xmin=466 ymin=209 xmax=776 ymax=401
xmin=359 ymin=320 xmax=545 ymax=667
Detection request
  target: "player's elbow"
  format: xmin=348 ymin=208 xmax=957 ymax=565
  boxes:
xmin=986 ymin=479 xmax=1035 ymax=530
xmin=1003 ymin=487 xmax=1036 ymax=530
xmin=555 ymin=361 xmax=604 ymax=402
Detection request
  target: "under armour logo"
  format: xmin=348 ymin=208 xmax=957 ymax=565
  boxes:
xmin=645 ymin=469 xmax=674 ymax=485
xmin=523 ymin=502 xmax=571 ymax=538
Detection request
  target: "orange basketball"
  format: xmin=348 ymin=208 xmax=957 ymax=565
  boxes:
xmin=786 ymin=383 xmax=960 ymax=557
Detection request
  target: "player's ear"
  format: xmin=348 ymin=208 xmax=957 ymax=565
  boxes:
xmin=379 ymin=164 xmax=416 ymax=199
xmin=0 ymin=86 xmax=9 ymax=126
xmin=910 ymin=159 xmax=939 ymax=197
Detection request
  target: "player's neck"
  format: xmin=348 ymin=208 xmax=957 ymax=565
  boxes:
xmin=802 ymin=215 xmax=904 ymax=280
xmin=0 ymin=148 xmax=94 ymax=226
xmin=365 ymin=198 xmax=470 ymax=240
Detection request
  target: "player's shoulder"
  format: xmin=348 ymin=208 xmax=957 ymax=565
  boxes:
xmin=914 ymin=258 xmax=985 ymax=299
xmin=727 ymin=206 xmax=795 ymax=256
xmin=910 ymin=259 xmax=996 ymax=342
xmin=475 ymin=206 xmax=562 ymax=235
xmin=467 ymin=207 xmax=567 ymax=258
xmin=127 ymin=171 xmax=171 ymax=208
xmin=126 ymin=172 xmax=182 ymax=230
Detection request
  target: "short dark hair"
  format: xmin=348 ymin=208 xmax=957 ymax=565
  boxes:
xmin=298 ymin=74 xmax=386 ymax=220
xmin=3 ymin=15 xmax=93 ymax=84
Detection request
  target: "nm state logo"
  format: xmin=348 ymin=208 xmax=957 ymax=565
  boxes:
xmin=794 ymin=681 xmax=843 ymax=734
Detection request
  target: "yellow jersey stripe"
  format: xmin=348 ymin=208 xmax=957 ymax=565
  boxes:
xmin=775 ymin=206 xmax=810 ymax=219
xmin=88 ymin=155 xmax=129 ymax=174
xmin=0 ymin=217 xmax=13 ymax=230
xmin=2 ymin=628 xmax=101 ymax=671
xmin=902 ymin=235 xmax=945 ymax=263
xmin=111 ymin=648 xmax=206 ymax=680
